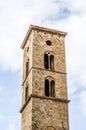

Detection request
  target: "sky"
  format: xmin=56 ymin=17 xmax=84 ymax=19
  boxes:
xmin=0 ymin=0 xmax=86 ymax=130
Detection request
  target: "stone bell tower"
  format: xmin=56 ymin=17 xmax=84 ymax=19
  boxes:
xmin=20 ymin=25 xmax=69 ymax=130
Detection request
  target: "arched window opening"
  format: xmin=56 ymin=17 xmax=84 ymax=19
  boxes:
xmin=27 ymin=47 xmax=29 ymax=52
xmin=26 ymin=59 xmax=29 ymax=77
xmin=45 ymin=79 xmax=49 ymax=96
xmin=44 ymin=54 xmax=49 ymax=69
xmin=44 ymin=53 xmax=54 ymax=70
xmin=50 ymin=80 xmax=55 ymax=97
xmin=45 ymin=79 xmax=55 ymax=97
xmin=50 ymin=55 xmax=54 ymax=70
xmin=25 ymin=86 xmax=28 ymax=101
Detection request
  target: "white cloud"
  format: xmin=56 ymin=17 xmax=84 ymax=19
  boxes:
xmin=0 ymin=0 xmax=60 ymax=71
xmin=67 ymin=77 xmax=77 ymax=96
xmin=8 ymin=124 xmax=15 ymax=130
xmin=0 ymin=114 xmax=21 ymax=130
xmin=0 ymin=0 xmax=86 ymax=72
xmin=7 ymin=115 xmax=21 ymax=130
xmin=78 ymin=91 xmax=86 ymax=116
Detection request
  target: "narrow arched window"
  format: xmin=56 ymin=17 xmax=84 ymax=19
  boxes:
xmin=50 ymin=55 xmax=54 ymax=70
xmin=26 ymin=59 xmax=29 ymax=77
xmin=50 ymin=80 xmax=55 ymax=97
xmin=44 ymin=53 xmax=54 ymax=70
xmin=45 ymin=79 xmax=55 ymax=97
xmin=25 ymin=86 xmax=28 ymax=101
xmin=44 ymin=54 xmax=49 ymax=69
xmin=45 ymin=79 xmax=49 ymax=96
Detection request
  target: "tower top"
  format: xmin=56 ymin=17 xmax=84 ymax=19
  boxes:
xmin=21 ymin=24 xmax=67 ymax=49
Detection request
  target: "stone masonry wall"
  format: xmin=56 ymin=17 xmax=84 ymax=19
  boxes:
xmin=21 ymin=99 xmax=32 ymax=130
xmin=22 ymin=31 xmax=33 ymax=105
xmin=33 ymin=30 xmax=66 ymax=73
xmin=32 ymin=97 xmax=69 ymax=130
xmin=32 ymin=68 xmax=67 ymax=100
xmin=32 ymin=30 xmax=68 ymax=100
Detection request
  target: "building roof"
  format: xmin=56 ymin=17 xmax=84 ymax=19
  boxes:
xmin=21 ymin=25 xmax=67 ymax=49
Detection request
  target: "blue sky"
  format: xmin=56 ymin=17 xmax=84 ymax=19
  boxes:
xmin=0 ymin=0 xmax=86 ymax=130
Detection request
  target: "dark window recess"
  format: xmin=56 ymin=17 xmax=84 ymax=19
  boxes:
xmin=45 ymin=79 xmax=55 ymax=97
xmin=50 ymin=80 xmax=55 ymax=97
xmin=27 ymin=47 xmax=29 ymax=52
xmin=25 ymin=86 xmax=28 ymax=101
xmin=44 ymin=54 xmax=49 ymax=69
xmin=45 ymin=79 xmax=49 ymax=96
xmin=46 ymin=40 xmax=52 ymax=46
xmin=50 ymin=55 xmax=54 ymax=70
xmin=26 ymin=59 xmax=29 ymax=77
xmin=44 ymin=54 xmax=54 ymax=70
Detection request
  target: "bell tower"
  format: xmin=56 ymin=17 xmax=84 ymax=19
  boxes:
xmin=20 ymin=25 xmax=69 ymax=130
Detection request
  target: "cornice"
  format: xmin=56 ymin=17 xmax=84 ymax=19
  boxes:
xmin=20 ymin=94 xmax=70 ymax=113
xmin=22 ymin=66 xmax=67 ymax=86
xmin=21 ymin=25 xmax=67 ymax=49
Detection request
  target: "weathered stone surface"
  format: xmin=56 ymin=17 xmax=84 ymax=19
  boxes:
xmin=21 ymin=25 xmax=69 ymax=130
xmin=32 ymin=97 xmax=69 ymax=130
